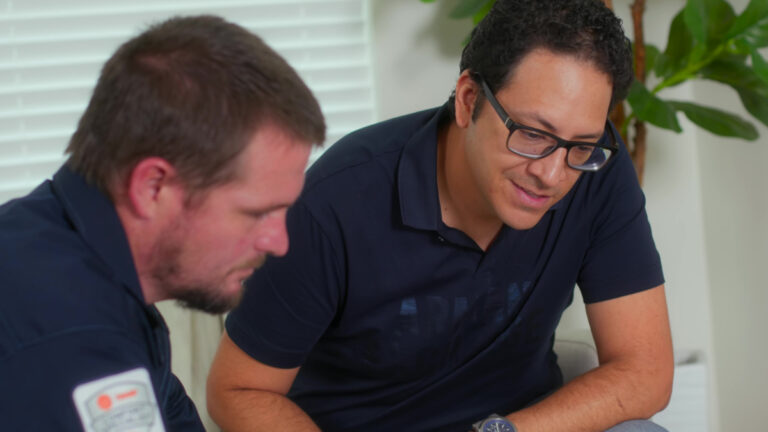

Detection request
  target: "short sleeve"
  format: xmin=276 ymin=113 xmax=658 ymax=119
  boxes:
xmin=576 ymin=142 xmax=664 ymax=303
xmin=226 ymin=201 xmax=344 ymax=368
xmin=0 ymin=329 xmax=203 ymax=431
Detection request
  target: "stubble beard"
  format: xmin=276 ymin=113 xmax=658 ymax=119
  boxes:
xmin=148 ymin=228 xmax=248 ymax=315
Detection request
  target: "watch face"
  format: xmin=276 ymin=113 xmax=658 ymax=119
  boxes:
xmin=482 ymin=418 xmax=515 ymax=432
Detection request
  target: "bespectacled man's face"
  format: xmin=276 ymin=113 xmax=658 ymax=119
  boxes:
xmin=463 ymin=49 xmax=613 ymax=230
xmin=149 ymin=123 xmax=311 ymax=314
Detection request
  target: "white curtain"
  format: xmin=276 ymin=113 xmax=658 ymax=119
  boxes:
xmin=0 ymin=0 xmax=374 ymax=201
xmin=1 ymin=1 xmax=374 ymax=429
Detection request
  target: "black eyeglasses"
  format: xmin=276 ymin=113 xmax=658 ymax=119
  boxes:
xmin=480 ymin=80 xmax=618 ymax=172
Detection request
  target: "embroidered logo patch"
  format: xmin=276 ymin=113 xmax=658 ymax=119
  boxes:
xmin=72 ymin=367 xmax=165 ymax=432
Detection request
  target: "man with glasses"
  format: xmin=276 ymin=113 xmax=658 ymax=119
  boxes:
xmin=208 ymin=1 xmax=672 ymax=431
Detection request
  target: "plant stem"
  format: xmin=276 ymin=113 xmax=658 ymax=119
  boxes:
xmin=611 ymin=101 xmax=628 ymax=146
xmin=632 ymin=0 xmax=646 ymax=83
xmin=621 ymin=113 xmax=636 ymax=137
xmin=651 ymin=44 xmax=725 ymax=94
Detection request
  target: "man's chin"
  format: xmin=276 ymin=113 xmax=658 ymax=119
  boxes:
xmin=174 ymin=287 xmax=243 ymax=315
xmin=499 ymin=207 xmax=548 ymax=231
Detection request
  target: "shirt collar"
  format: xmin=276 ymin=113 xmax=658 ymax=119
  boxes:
xmin=397 ymin=105 xmax=447 ymax=231
xmin=51 ymin=165 xmax=145 ymax=303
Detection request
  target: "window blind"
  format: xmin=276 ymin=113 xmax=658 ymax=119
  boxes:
xmin=0 ymin=0 xmax=374 ymax=204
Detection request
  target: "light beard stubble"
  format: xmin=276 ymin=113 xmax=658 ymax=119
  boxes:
xmin=148 ymin=228 xmax=263 ymax=315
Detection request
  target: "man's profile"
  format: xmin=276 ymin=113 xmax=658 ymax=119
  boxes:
xmin=0 ymin=15 xmax=325 ymax=431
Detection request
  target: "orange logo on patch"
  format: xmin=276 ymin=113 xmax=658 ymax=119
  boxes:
xmin=96 ymin=395 xmax=112 ymax=411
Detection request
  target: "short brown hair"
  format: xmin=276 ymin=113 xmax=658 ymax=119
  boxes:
xmin=66 ymin=15 xmax=325 ymax=196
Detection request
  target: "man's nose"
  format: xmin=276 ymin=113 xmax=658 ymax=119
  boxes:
xmin=254 ymin=213 xmax=290 ymax=257
xmin=527 ymin=147 xmax=568 ymax=187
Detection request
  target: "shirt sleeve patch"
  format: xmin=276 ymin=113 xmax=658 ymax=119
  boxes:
xmin=72 ymin=367 xmax=166 ymax=432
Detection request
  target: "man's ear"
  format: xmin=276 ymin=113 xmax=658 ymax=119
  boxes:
xmin=123 ymin=157 xmax=184 ymax=220
xmin=454 ymin=70 xmax=480 ymax=129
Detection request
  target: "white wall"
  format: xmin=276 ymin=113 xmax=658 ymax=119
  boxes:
xmin=694 ymin=51 xmax=768 ymax=432
xmin=370 ymin=0 xmax=727 ymax=428
xmin=696 ymin=77 xmax=768 ymax=431
xmin=370 ymin=0 xmax=469 ymax=120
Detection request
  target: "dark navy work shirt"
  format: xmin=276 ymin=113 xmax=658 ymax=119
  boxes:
xmin=226 ymin=105 xmax=664 ymax=431
xmin=0 ymin=166 xmax=203 ymax=431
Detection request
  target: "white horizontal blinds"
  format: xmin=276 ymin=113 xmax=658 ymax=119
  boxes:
xmin=0 ymin=0 xmax=374 ymax=204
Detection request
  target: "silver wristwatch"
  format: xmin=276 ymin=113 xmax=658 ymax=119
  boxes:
xmin=472 ymin=413 xmax=517 ymax=432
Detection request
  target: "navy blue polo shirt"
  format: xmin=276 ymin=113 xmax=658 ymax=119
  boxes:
xmin=0 ymin=166 xmax=203 ymax=431
xmin=226 ymin=105 xmax=663 ymax=431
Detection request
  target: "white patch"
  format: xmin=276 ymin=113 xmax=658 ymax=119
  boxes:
xmin=72 ymin=367 xmax=166 ymax=432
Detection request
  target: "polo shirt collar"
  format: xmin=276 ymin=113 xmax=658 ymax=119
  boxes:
xmin=51 ymin=165 xmax=145 ymax=303
xmin=397 ymin=105 xmax=446 ymax=231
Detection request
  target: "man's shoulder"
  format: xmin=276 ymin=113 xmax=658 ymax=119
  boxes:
xmin=0 ymin=180 xmax=62 ymax=234
xmin=0 ymin=182 xmax=108 ymax=287
xmin=0 ymin=270 xmax=144 ymax=363
xmin=0 ymin=185 xmax=144 ymax=360
xmin=305 ymin=107 xmax=441 ymax=189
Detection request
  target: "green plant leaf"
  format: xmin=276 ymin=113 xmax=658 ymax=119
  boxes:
xmin=745 ymin=22 xmax=768 ymax=47
xmin=687 ymin=41 xmax=712 ymax=66
xmin=449 ymin=0 xmax=493 ymax=19
xmin=684 ymin=0 xmax=708 ymax=43
xmin=717 ymin=41 xmax=750 ymax=65
xmin=626 ymin=81 xmax=682 ymax=132
xmin=730 ymin=38 xmax=754 ymax=56
xmin=471 ymin=0 xmax=495 ymax=25
xmin=668 ymin=101 xmax=759 ymax=139
xmin=725 ymin=0 xmax=768 ymax=39
xmin=738 ymin=87 xmax=768 ymax=127
xmin=701 ymin=59 xmax=768 ymax=127
xmin=420 ymin=0 xmax=436 ymax=3
xmin=656 ymin=9 xmax=694 ymax=78
xmin=654 ymin=52 xmax=669 ymax=76
xmin=701 ymin=58 xmax=768 ymax=97
xmin=750 ymin=48 xmax=768 ymax=85
xmin=635 ymin=43 xmax=661 ymax=75
xmin=684 ymin=0 xmax=736 ymax=43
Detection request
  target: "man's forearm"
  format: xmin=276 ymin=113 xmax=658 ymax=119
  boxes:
xmin=505 ymin=359 xmax=672 ymax=432
xmin=208 ymin=389 xmax=321 ymax=432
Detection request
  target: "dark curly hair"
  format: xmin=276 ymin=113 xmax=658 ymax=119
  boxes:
xmin=448 ymin=0 xmax=633 ymax=119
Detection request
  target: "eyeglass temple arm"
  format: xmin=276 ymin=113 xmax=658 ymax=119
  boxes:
xmin=480 ymin=80 xmax=515 ymax=129
xmin=604 ymin=120 xmax=621 ymax=150
xmin=482 ymin=78 xmax=618 ymax=152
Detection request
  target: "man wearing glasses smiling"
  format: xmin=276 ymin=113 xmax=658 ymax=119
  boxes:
xmin=208 ymin=1 xmax=673 ymax=431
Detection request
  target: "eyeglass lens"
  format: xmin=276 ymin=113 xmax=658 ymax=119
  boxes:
xmin=506 ymin=128 xmax=612 ymax=170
